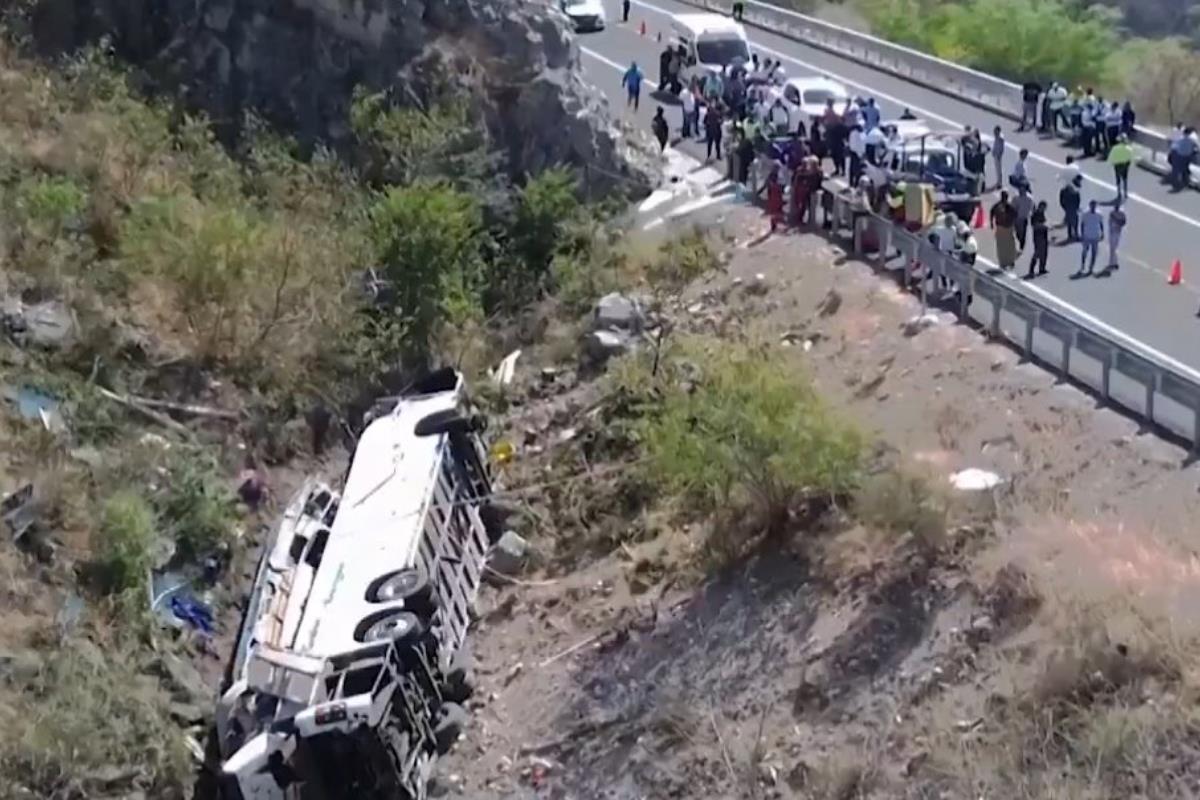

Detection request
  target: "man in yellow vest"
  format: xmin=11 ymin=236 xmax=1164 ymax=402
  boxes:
xmin=1107 ymin=134 xmax=1134 ymax=200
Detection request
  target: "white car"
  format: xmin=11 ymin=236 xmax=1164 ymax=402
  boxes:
xmin=774 ymin=76 xmax=850 ymax=121
xmin=560 ymin=0 xmax=606 ymax=32
xmin=881 ymin=117 xmax=931 ymax=138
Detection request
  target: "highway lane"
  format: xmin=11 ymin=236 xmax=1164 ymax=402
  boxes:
xmin=575 ymin=0 xmax=1200 ymax=372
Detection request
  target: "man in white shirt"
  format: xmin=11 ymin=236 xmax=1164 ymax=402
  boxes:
xmin=679 ymin=85 xmax=697 ymax=139
xmin=864 ymin=125 xmax=887 ymax=164
xmin=848 ymin=125 xmax=866 ymax=185
xmin=1047 ymin=82 xmax=1068 ymax=135
xmin=767 ymin=98 xmax=790 ymax=136
xmin=1059 ymin=154 xmax=1081 ymax=186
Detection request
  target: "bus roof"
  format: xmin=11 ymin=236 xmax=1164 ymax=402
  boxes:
xmin=294 ymin=387 xmax=459 ymax=657
xmin=672 ymin=13 xmax=746 ymax=38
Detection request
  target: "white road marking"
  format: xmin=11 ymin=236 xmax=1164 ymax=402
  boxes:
xmin=584 ymin=22 xmax=1200 ymax=381
xmin=580 ymin=46 xmax=659 ymax=89
xmin=624 ymin=0 xmax=1200 ymax=235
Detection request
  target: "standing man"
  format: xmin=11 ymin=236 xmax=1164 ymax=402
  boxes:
xmin=733 ymin=1 xmax=745 ymax=20
xmin=1079 ymin=200 xmax=1104 ymax=276
xmin=1048 ymin=82 xmax=1068 ymax=135
xmin=1080 ymin=101 xmax=1096 ymax=157
xmin=1014 ymin=185 xmax=1034 ymax=251
xmin=1104 ymin=102 xmax=1122 ymax=158
xmin=1059 ymin=175 xmax=1082 ymax=242
xmin=679 ymin=83 xmax=697 ymax=139
xmin=767 ymin=97 xmax=791 ymax=137
xmin=862 ymin=97 xmax=881 ymax=132
xmin=1108 ymin=134 xmax=1133 ymax=199
xmin=704 ymin=103 xmax=724 ymax=162
xmin=623 ymin=0 xmax=631 ymax=22
xmin=1019 ymin=79 xmax=1042 ymax=132
xmin=1170 ymin=128 xmax=1197 ymax=190
xmin=1025 ymin=200 xmax=1050 ymax=279
xmin=990 ymin=191 xmax=1019 ymax=271
xmin=991 ymin=126 xmax=1006 ymax=190
xmin=651 ymin=106 xmax=669 ymax=152
xmin=1107 ymin=200 xmax=1126 ymax=271
xmin=848 ymin=123 xmax=866 ymax=185
xmin=622 ymin=61 xmax=643 ymax=111
xmin=1009 ymin=148 xmax=1031 ymax=192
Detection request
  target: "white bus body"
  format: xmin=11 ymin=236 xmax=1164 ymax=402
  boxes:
xmin=215 ymin=369 xmax=497 ymax=800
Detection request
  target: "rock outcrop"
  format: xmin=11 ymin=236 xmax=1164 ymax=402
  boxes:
xmin=27 ymin=0 xmax=658 ymax=196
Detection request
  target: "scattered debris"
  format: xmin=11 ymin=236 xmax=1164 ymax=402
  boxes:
xmin=593 ymin=292 xmax=645 ymax=333
xmin=491 ymin=349 xmax=522 ymax=388
xmin=2 ymin=297 xmax=76 ymax=350
xmin=816 ymin=288 xmax=843 ymax=317
xmin=902 ymin=312 xmax=940 ymax=337
xmin=581 ymin=329 xmax=632 ymax=366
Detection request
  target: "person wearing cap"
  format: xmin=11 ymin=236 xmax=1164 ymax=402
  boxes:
xmin=1107 ymin=134 xmax=1133 ymax=199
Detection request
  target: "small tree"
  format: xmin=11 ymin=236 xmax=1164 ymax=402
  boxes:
xmin=368 ymin=181 xmax=485 ymax=364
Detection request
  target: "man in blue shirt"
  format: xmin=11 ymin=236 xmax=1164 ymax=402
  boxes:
xmin=622 ymin=62 xmax=644 ymax=111
xmin=1078 ymin=200 xmax=1104 ymax=276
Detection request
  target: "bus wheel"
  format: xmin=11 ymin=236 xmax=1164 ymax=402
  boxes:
xmin=365 ymin=568 xmax=434 ymax=614
xmin=354 ymin=610 xmax=425 ymax=644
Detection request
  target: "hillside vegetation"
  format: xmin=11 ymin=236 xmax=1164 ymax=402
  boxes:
xmin=0 ymin=24 xmax=621 ymax=795
xmin=779 ymin=0 xmax=1200 ymax=125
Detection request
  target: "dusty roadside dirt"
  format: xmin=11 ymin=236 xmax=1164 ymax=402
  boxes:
xmin=436 ymin=199 xmax=1200 ymax=799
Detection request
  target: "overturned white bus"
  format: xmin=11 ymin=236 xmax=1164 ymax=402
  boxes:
xmin=215 ymin=369 xmax=501 ymax=799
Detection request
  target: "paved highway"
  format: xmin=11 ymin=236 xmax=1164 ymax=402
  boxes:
xmin=574 ymin=0 xmax=1200 ymax=373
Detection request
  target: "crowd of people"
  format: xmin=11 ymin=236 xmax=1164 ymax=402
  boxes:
xmin=626 ymin=55 xmax=1163 ymax=282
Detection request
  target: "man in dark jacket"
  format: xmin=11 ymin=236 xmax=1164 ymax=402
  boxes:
xmin=1059 ymin=176 xmax=1082 ymax=242
xmin=1019 ymin=81 xmax=1042 ymax=132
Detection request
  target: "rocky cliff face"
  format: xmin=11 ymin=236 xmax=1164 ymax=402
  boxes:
xmin=28 ymin=0 xmax=657 ymax=196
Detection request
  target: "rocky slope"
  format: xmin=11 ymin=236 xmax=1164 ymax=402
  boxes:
xmin=26 ymin=0 xmax=657 ymax=195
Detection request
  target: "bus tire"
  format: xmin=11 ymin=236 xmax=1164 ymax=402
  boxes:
xmin=365 ymin=568 xmax=434 ymax=615
xmin=441 ymin=645 xmax=475 ymax=703
xmin=414 ymin=409 xmax=487 ymax=438
xmin=353 ymin=609 xmax=425 ymax=644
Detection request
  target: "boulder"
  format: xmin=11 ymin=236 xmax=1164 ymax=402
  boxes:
xmin=487 ymin=530 xmax=529 ymax=578
xmin=593 ymin=293 xmax=644 ymax=333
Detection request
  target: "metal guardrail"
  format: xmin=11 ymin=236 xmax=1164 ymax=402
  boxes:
xmin=677 ymin=0 xmax=1192 ymax=177
xmin=817 ymin=189 xmax=1200 ymax=450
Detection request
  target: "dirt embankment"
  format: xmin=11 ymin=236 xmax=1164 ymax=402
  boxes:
xmin=438 ymin=200 xmax=1200 ymax=799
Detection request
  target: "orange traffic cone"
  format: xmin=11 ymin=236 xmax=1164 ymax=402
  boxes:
xmin=639 ymin=19 xmax=647 ymax=36
xmin=971 ymin=203 xmax=985 ymax=229
xmin=1169 ymin=259 xmax=1183 ymax=285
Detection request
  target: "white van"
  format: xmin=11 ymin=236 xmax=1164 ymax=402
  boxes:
xmin=671 ymin=13 xmax=751 ymax=86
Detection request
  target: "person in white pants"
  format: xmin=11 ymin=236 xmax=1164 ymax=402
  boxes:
xmin=1107 ymin=200 xmax=1126 ymax=271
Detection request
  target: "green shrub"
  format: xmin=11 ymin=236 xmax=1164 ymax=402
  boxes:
xmin=0 ymin=647 xmax=192 ymax=799
xmin=15 ymin=175 xmax=88 ymax=235
xmin=492 ymin=167 xmax=581 ymax=310
xmin=859 ymin=0 xmax=1116 ymax=86
xmin=97 ymin=491 xmax=158 ymax=594
xmin=640 ymin=340 xmax=863 ymax=543
xmin=368 ymin=181 xmax=485 ymax=362
xmin=158 ymin=453 xmax=236 ymax=560
xmin=645 ymin=227 xmax=721 ymax=293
